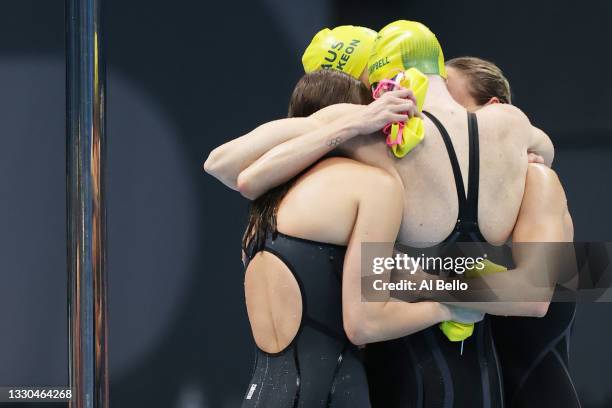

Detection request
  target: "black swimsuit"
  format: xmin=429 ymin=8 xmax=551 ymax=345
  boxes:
xmin=365 ymin=111 xmax=505 ymax=408
xmin=242 ymin=232 xmax=371 ymax=408
xmin=427 ymin=111 xmax=580 ymax=407
xmin=491 ymin=302 xmax=580 ymax=407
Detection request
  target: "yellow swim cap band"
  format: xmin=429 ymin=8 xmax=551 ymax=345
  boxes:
xmin=368 ymin=20 xmax=446 ymax=85
xmin=302 ymin=25 xmax=377 ymax=80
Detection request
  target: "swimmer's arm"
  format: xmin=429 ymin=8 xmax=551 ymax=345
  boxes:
xmin=443 ymin=165 xmax=573 ymax=316
xmin=493 ymin=104 xmax=554 ymax=167
xmin=235 ymin=109 xmax=364 ymax=199
xmin=204 ymin=116 xmax=320 ymax=191
xmin=204 ymin=103 xmax=362 ymax=194
xmin=509 ymin=106 xmax=555 ymax=166
xmin=341 ymin=170 xmax=452 ymax=345
xmin=528 ymin=126 xmax=554 ymax=167
xmin=236 ymin=91 xmax=416 ymax=199
xmin=205 ymin=89 xmax=415 ymax=199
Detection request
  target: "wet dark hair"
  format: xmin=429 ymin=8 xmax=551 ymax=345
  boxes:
xmin=287 ymin=69 xmax=372 ymax=117
xmin=446 ymin=56 xmax=512 ymax=105
xmin=242 ymin=70 xmax=372 ymax=253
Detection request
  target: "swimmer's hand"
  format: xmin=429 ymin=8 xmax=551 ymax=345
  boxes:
xmin=351 ymin=89 xmax=419 ymax=135
xmin=528 ymin=152 xmax=545 ymax=164
xmin=442 ymin=304 xmax=485 ymax=324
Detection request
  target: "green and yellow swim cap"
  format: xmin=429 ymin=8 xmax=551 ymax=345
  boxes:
xmin=302 ymin=25 xmax=377 ymax=80
xmin=368 ymin=20 xmax=447 ymax=85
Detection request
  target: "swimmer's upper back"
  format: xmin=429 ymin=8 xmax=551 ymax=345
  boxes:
xmin=276 ymin=156 xmax=402 ymax=246
xmin=406 ymin=105 xmax=528 ymax=245
xmin=344 ymin=104 xmax=530 ymax=246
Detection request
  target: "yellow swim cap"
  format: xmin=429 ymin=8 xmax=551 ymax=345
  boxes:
xmin=368 ymin=20 xmax=447 ymax=85
xmin=302 ymin=25 xmax=377 ymax=80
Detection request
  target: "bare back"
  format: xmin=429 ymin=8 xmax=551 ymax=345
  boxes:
xmin=342 ymin=103 xmax=530 ymax=246
xmin=245 ymin=157 xmax=402 ymax=353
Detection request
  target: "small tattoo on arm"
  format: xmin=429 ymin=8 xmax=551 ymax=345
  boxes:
xmin=326 ymin=137 xmax=343 ymax=147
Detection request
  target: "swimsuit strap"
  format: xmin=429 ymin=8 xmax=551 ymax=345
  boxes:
xmin=422 ymin=110 xmax=468 ymax=217
xmin=465 ymin=112 xmax=481 ymax=227
xmin=422 ymin=111 xmax=483 ymax=239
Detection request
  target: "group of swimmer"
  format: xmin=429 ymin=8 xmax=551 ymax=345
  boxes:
xmin=205 ymin=20 xmax=580 ymax=408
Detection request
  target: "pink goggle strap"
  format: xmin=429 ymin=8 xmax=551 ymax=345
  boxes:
xmin=373 ymin=77 xmax=406 ymax=147
xmin=372 ymin=78 xmax=401 ymax=99
xmin=384 ymin=122 xmax=405 ymax=147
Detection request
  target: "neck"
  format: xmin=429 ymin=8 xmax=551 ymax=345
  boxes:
xmin=423 ymin=75 xmax=464 ymax=112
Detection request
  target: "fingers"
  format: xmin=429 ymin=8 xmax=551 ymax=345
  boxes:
xmin=388 ymin=100 xmax=416 ymax=113
xmin=381 ymin=92 xmax=418 ymax=118
xmin=367 ymin=87 xmax=421 ymax=129
xmin=406 ymin=103 xmax=418 ymax=118
xmin=379 ymin=88 xmax=417 ymax=105
xmin=389 ymin=113 xmax=409 ymax=123
xmin=386 ymin=100 xmax=418 ymax=119
xmin=528 ymin=152 xmax=545 ymax=164
xmin=385 ymin=88 xmax=415 ymax=99
xmin=446 ymin=304 xmax=485 ymax=323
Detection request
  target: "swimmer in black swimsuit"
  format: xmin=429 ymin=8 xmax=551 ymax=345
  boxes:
xmin=206 ymin=26 xmax=574 ymax=408
xmin=446 ymin=57 xmax=579 ymax=408
xmin=365 ymin=110 xmax=504 ymax=408
xmin=237 ymin=70 xmax=484 ymax=408
xmin=238 ymin=71 xmax=375 ymax=407
xmin=242 ymin=233 xmax=369 ymax=407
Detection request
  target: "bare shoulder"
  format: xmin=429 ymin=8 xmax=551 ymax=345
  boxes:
xmin=479 ymin=103 xmax=530 ymax=124
xmin=532 ymin=126 xmax=549 ymax=141
xmin=308 ymin=157 xmax=402 ymax=196
xmin=477 ymin=104 xmax=534 ymax=145
xmin=478 ymin=104 xmax=531 ymax=132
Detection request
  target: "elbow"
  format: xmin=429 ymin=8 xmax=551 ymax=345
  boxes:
xmin=236 ymin=171 xmax=259 ymax=200
xmin=343 ymin=314 xmax=374 ymax=346
xmin=527 ymin=302 xmax=550 ymax=318
xmin=344 ymin=322 xmax=369 ymax=346
xmin=204 ymin=148 xmax=240 ymax=191
xmin=203 ymin=148 xmax=221 ymax=176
